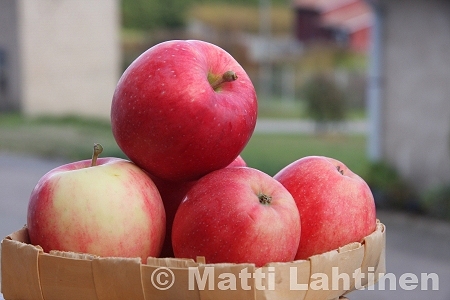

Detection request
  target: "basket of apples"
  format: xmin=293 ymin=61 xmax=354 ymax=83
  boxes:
xmin=1 ymin=40 xmax=385 ymax=300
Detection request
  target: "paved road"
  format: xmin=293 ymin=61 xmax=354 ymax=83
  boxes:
xmin=1 ymin=152 xmax=449 ymax=299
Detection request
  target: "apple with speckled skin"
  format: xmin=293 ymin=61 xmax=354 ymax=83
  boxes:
xmin=274 ymin=156 xmax=377 ymax=260
xmin=155 ymin=154 xmax=247 ymax=258
xmin=172 ymin=167 xmax=300 ymax=266
xmin=111 ymin=40 xmax=257 ymax=182
xmin=27 ymin=144 xmax=166 ymax=262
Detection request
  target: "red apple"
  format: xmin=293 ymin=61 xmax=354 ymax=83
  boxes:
xmin=154 ymin=154 xmax=247 ymax=258
xmin=172 ymin=167 xmax=300 ymax=267
xmin=274 ymin=156 xmax=376 ymax=260
xmin=149 ymin=176 xmax=196 ymax=258
xmin=111 ymin=40 xmax=257 ymax=182
xmin=226 ymin=154 xmax=247 ymax=168
xmin=27 ymin=144 xmax=166 ymax=262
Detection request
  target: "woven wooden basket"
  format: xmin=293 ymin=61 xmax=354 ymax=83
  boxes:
xmin=1 ymin=221 xmax=385 ymax=300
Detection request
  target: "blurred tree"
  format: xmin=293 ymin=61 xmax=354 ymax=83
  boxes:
xmin=121 ymin=0 xmax=193 ymax=30
xmin=301 ymin=73 xmax=346 ymax=132
xmin=421 ymin=185 xmax=450 ymax=220
xmin=121 ymin=0 xmax=290 ymax=30
xmin=363 ymin=161 xmax=418 ymax=211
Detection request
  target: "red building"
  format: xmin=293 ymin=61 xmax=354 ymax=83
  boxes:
xmin=292 ymin=0 xmax=373 ymax=52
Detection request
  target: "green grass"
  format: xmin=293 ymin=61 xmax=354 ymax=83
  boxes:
xmin=0 ymin=113 xmax=369 ymax=178
xmin=241 ymin=133 xmax=369 ymax=177
xmin=0 ymin=113 xmax=125 ymax=161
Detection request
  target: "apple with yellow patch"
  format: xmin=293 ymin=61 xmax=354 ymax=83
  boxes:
xmin=27 ymin=144 xmax=166 ymax=262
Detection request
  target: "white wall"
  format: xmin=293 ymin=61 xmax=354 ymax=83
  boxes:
xmin=381 ymin=0 xmax=450 ymax=191
xmin=16 ymin=0 xmax=121 ymax=119
xmin=0 ymin=0 xmax=21 ymax=111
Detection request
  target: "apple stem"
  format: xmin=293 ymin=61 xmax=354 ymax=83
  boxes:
xmin=210 ymin=71 xmax=238 ymax=90
xmin=91 ymin=143 xmax=103 ymax=167
xmin=258 ymin=193 xmax=272 ymax=205
xmin=336 ymin=165 xmax=344 ymax=175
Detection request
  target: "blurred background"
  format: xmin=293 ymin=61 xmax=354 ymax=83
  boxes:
xmin=0 ymin=0 xmax=449 ymax=299
xmin=1 ymin=0 xmax=450 ymax=221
